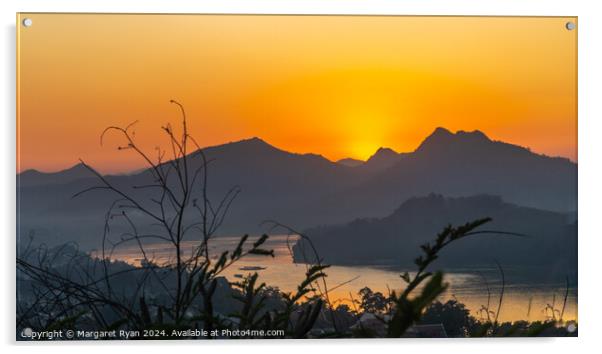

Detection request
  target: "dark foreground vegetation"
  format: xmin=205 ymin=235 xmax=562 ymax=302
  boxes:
xmin=16 ymin=102 xmax=577 ymax=339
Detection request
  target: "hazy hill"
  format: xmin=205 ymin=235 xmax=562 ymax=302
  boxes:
xmin=363 ymin=147 xmax=404 ymax=171
xmin=17 ymin=138 xmax=370 ymax=248
xmin=337 ymin=158 xmax=364 ymax=167
xmin=292 ymin=194 xmax=577 ymax=270
xmin=18 ymin=163 xmax=95 ymax=187
xmin=17 ymin=128 xmax=577 ymax=249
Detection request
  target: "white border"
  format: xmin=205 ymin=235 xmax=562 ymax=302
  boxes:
xmin=2 ymin=1 xmax=601 ymax=353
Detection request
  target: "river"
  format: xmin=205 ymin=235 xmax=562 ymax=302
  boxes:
xmin=94 ymin=234 xmax=577 ymax=323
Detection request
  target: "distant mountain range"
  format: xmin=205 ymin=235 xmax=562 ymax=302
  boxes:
xmin=292 ymin=194 xmax=577 ymax=270
xmin=17 ymin=127 xmax=577 ymax=250
xmin=336 ymin=147 xmax=405 ymax=171
xmin=19 ymin=163 xmax=96 ymax=187
xmin=336 ymin=158 xmax=364 ymax=168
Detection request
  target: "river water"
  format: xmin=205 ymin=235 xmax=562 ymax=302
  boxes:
xmin=95 ymin=234 xmax=577 ymax=323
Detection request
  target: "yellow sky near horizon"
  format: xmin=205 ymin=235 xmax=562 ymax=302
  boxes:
xmin=17 ymin=14 xmax=577 ymax=173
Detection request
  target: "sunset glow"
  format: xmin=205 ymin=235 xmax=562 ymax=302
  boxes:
xmin=17 ymin=14 xmax=577 ymax=173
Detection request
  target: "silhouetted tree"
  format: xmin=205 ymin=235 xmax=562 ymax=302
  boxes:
xmin=358 ymin=287 xmax=389 ymax=314
xmin=420 ymin=299 xmax=476 ymax=337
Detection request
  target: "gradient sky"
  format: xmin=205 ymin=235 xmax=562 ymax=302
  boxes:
xmin=17 ymin=14 xmax=577 ymax=173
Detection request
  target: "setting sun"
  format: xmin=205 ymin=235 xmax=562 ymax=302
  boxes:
xmin=17 ymin=14 xmax=576 ymax=174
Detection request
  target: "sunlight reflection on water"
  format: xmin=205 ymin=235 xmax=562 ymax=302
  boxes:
xmin=93 ymin=234 xmax=577 ymax=323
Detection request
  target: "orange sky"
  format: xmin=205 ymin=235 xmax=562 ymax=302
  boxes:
xmin=17 ymin=14 xmax=577 ymax=174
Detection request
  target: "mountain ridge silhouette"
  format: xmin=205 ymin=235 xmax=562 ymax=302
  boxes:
xmin=18 ymin=127 xmax=577 ymax=249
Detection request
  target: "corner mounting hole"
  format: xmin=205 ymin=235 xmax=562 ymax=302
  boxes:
xmin=22 ymin=18 xmax=33 ymax=27
xmin=565 ymin=21 xmax=575 ymax=31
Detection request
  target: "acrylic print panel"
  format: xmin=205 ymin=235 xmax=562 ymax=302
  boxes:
xmin=16 ymin=14 xmax=577 ymax=340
